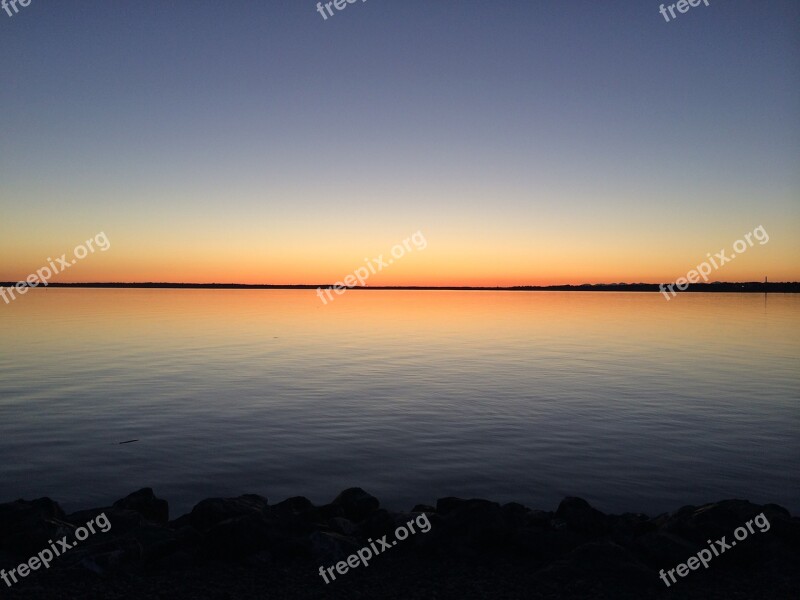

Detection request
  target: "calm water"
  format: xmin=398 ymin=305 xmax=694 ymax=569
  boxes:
xmin=0 ymin=289 xmax=798 ymax=517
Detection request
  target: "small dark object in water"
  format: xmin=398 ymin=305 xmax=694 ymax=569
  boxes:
xmin=119 ymin=439 xmax=139 ymax=444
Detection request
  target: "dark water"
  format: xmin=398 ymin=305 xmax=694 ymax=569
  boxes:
xmin=0 ymin=289 xmax=797 ymax=517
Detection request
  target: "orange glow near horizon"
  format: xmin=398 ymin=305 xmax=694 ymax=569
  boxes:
xmin=1 ymin=221 xmax=799 ymax=286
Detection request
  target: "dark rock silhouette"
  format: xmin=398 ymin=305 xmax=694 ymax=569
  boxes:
xmin=112 ymin=488 xmax=169 ymax=524
xmin=1 ymin=489 xmax=798 ymax=599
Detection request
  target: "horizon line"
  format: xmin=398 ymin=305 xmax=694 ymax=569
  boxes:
xmin=2 ymin=281 xmax=799 ymax=292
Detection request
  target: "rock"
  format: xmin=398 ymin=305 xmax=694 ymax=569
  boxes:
xmin=186 ymin=494 xmax=269 ymax=531
xmin=657 ymin=500 xmax=800 ymax=572
xmin=435 ymin=499 xmax=509 ymax=553
xmin=356 ymin=509 xmax=397 ymax=540
xmin=327 ymin=517 xmax=357 ymax=536
xmin=0 ymin=497 xmax=65 ymax=532
xmin=660 ymin=500 xmax=787 ymax=546
xmin=0 ymin=487 xmax=796 ymax=599
xmin=0 ymin=497 xmax=73 ymax=558
xmin=272 ymin=496 xmax=315 ymax=517
xmin=308 ymin=531 xmax=360 ymax=564
xmin=512 ymin=527 xmax=585 ymax=560
xmin=608 ymin=512 xmax=655 ymax=545
xmin=318 ymin=503 xmax=345 ymax=520
xmin=435 ymin=497 xmax=465 ymax=515
xmin=534 ymin=540 xmax=656 ymax=590
xmin=501 ymin=502 xmax=529 ymax=529
xmin=271 ymin=496 xmax=320 ymax=525
xmin=112 ymin=488 xmax=169 ymax=523
xmin=201 ymin=513 xmax=275 ymax=558
xmin=331 ymin=488 xmax=379 ymax=523
xmin=67 ymin=507 xmax=146 ymax=535
xmin=72 ymin=521 xmax=179 ymax=571
xmin=526 ymin=509 xmax=554 ymax=528
xmin=628 ymin=530 xmax=702 ymax=569
xmin=200 ymin=507 xmax=314 ymax=561
xmin=75 ymin=539 xmax=144 ymax=575
xmin=555 ymin=497 xmax=609 ymax=537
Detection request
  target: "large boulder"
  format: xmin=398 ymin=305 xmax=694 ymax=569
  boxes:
xmin=628 ymin=530 xmax=701 ymax=569
xmin=433 ymin=498 xmax=510 ymax=553
xmin=658 ymin=500 xmax=788 ymax=545
xmin=271 ymin=496 xmax=321 ymax=525
xmin=308 ymin=531 xmax=360 ymax=564
xmin=655 ymin=500 xmax=800 ymax=571
xmin=112 ymin=488 xmax=169 ymax=524
xmin=356 ymin=508 xmax=397 ymax=540
xmin=554 ymin=497 xmax=609 ymax=537
xmin=512 ymin=527 xmax=585 ymax=560
xmin=0 ymin=497 xmax=73 ymax=558
xmin=331 ymin=488 xmax=379 ymax=523
xmin=534 ymin=540 xmax=656 ymax=591
xmin=201 ymin=513 xmax=276 ymax=558
xmin=185 ymin=494 xmax=269 ymax=531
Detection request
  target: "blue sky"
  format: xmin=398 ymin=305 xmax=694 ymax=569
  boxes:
xmin=1 ymin=0 xmax=798 ymax=284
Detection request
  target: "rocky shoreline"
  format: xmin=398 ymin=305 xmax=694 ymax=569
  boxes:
xmin=1 ymin=488 xmax=798 ymax=599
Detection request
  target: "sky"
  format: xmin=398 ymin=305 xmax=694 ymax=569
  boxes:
xmin=1 ymin=0 xmax=798 ymax=286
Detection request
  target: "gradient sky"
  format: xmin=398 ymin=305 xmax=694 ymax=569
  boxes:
xmin=1 ymin=0 xmax=798 ymax=285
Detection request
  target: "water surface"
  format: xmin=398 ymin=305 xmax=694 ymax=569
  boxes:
xmin=0 ymin=289 xmax=797 ymax=516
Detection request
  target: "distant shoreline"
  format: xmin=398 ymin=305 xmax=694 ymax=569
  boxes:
xmin=1 ymin=282 xmax=799 ymax=293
